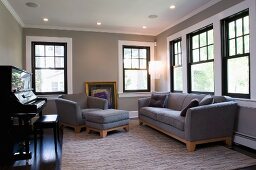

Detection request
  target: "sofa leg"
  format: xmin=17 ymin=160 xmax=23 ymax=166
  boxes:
xmin=100 ymin=130 xmax=107 ymax=138
xmin=74 ymin=127 xmax=81 ymax=133
xmin=139 ymin=121 xmax=143 ymax=125
xmin=186 ymin=142 xmax=196 ymax=152
xmin=123 ymin=126 xmax=129 ymax=132
xmin=225 ymin=137 xmax=232 ymax=147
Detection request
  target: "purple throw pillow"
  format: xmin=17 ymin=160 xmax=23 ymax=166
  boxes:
xmin=180 ymin=99 xmax=199 ymax=117
xmin=148 ymin=93 xmax=168 ymax=108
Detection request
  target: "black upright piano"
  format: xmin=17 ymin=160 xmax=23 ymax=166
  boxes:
xmin=0 ymin=65 xmax=47 ymax=163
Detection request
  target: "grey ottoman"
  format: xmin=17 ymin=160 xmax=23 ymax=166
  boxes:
xmin=85 ymin=109 xmax=129 ymax=137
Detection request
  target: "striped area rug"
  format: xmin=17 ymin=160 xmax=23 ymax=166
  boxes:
xmin=61 ymin=119 xmax=256 ymax=170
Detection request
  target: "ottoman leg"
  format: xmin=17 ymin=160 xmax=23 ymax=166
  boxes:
xmin=100 ymin=130 xmax=107 ymax=138
xmin=123 ymin=125 xmax=129 ymax=132
xmin=86 ymin=128 xmax=91 ymax=134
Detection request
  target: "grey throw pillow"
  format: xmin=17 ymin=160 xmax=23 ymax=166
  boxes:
xmin=199 ymin=95 xmax=214 ymax=106
xmin=149 ymin=92 xmax=169 ymax=108
xmin=180 ymin=99 xmax=199 ymax=117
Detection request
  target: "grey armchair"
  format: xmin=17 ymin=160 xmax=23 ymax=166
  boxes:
xmin=55 ymin=93 xmax=108 ymax=133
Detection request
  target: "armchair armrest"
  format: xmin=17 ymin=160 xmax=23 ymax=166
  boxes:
xmin=87 ymin=96 xmax=108 ymax=109
xmin=184 ymin=101 xmax=238 ymax=141
xmin=55 ymin=98 xmax=84 ymax=125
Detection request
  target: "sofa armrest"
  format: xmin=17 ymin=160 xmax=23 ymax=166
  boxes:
xmin=87 ymin=96 xmax=108 ymax=109
xmin=138 ymin=97 xmax=151 ymax=112
xmin=55 ymin=98 xmax=84 ymax=125
xmin=184 ymin=101 xmax=238 ymax=141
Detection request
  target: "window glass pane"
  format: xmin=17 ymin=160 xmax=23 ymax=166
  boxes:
xmin=229 ymin=39 xmax=235 ymax=56
xmin=35 ymin=57 xmax=45 ymax=68
xmin=200 ymin=32 xmax=207 ymax=47
xmin=132 ymin=49 xmax=139 ymax=58
xmin=208 ymin=30 xmax=213 ymax=44
xmin=55 ymin=46 xmax=64 ymax=56
xmin=178 ymin=54 xmax=182 ymax=66
xmin=45 ymin=46 xmax=54 ymax=56
xmin=35 ymin=45 xmax=44 ymax=56
xmin=244 ymin=16 xmax=249 ymax=34
xmin=200 ymin=47 xmax=207 ymax=61
xmin=177 ymin=42 xmax=181 ymax=53
xmin=124 ymin=59 xmax=131 ymax=68
xmin=55 ymin=57 xmax=64 ymax=68
xmin=140 ymin=59 xmax=146 ymax=69
xmin=132 ymin=59 xmax=139 ymax=68
xmin=192 ymin=35 xmax=199 ymax=49
xmin=175 ymin=54 xmax=178 ymax=65
xmin=35 ymin=69 xmax=64 ymax=92
xmin=229 ymin=21 xmax=235 ymax=39
xmin=124 ymin=70 xmax=147 ymax=90
xmin=236 ymin=37 xmax=243 ymax=54
xmin=140 ymin=49 xmax=146 ymax=58
xmin=124 ymin=48 xmax=131 ymax=59
xmin=208 ymin=45 xmax=214 ymax=60
xmin=191 ymin=62 xmax=214 ymax=92
xmin=236 ymin=18 xmax=243 ymax=37
xmin=174 ymin=43 xmax=178 ymax=54
xmin=244 ymin=35 xmax=249 ymax=53
xmin=228 ymin=56 xmax=249 ymax=94
xmin=173 ymin=67 xmax=183 ymax=91
xmin=192 ymin=49 xmax=199 ymax=62
xmin=45 ymin=57 xmax=54 ymax=68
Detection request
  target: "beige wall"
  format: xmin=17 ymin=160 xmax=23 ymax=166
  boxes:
xmin=23 ymin=28 xmax=155 ymax=111
xmin=155 ymin=0 xmax=244 ymax=91
xmin=0 ymin=1 xmax=22 ymax=67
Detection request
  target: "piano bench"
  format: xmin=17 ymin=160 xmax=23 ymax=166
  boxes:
xmin=33 ymin=114 xmax=59 ymax=154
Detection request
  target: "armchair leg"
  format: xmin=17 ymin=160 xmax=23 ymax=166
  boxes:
xmin=186 ymin=142 xmax=196 ymax=152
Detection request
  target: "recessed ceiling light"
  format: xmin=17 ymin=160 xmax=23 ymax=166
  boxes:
xmin=25 ymin=2 xmax=39 ymax=8
xmin=97 ymin=22 xmax=101 ymax=25
xmin=148 ymin=15 xmax=158 ymax=19
xmin=43 ymin=18 xmax=48 ymax=22
xmin=170 ymin=5 xmax=176 ymax=9
xmin=142 ymin=26 xmax=147 ymax=29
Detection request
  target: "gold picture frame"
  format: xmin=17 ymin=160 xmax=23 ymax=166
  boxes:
xmin=85 ymin=81 xmax=117 ymax=109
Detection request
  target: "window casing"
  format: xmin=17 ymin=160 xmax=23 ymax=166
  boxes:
xmin=123 ymin=46 xmax=150 ymax=92
xmin=170 ymin=38 xmax=183 ymax=92
xmin=187 ymin=25 xmax=214 ymax=93
xmin=222 ymin=9 xmax=250 ymax=98
xmin=32 ymin=42 xmax=67 ymax=95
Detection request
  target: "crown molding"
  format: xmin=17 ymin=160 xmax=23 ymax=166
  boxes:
xmin=157 ymin=0 xmax=222 ymax=36
xmin=1 ymin=0 xmax=24 ymax=27
xmin=24 ymin=24 xmax=156 ymax=36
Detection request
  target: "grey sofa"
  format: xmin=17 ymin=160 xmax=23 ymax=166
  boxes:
xmin=55 ymin=93 xmax=108 ymax=133
xmin=138 ymin=92 xmax=238 ymax=151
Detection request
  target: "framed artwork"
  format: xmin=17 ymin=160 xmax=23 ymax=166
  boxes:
xmin=85 ymin=81 xmax=117 ymax=109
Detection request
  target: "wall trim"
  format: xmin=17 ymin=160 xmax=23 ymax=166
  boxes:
xmin=1 ymin=0 xmax=24 ymax=27
xmin=25 ymin=36 xmax=73 ymax=94
xmin=118 ymin=40 xmax=155 ymax=97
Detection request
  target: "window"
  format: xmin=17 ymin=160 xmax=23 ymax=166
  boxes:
xmin=187 ymin=25 xmax=214 ymax=93
xmin=32 ymin=42 xmax=67 ymax=95
xmin=123 ymin=46 xmax=150 ymax=92
xmin=222 ymin=9 xmax=250 ymax=98
xmin=170 ymin=38 xmax=183 ymax=92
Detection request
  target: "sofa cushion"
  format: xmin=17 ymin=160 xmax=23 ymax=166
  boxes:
xmin=167 ymin=93 xmax=187 ymax=111
xmin=61 ymin=93 xmax=87 ymax=109
xmin=140 ymin=107 xmax=165 ymax=120
xmin=180 ymin=99 xmax=199 ymax=117
xmin=199 ymin=94 xmax=214 ymax=106
xmin=149 ymin=92 xmax=169 ymax=108
xmin=157 ymin=110 xmax=185 ymax=131
xmin=212 ymin=96 xmax=226 ymax=103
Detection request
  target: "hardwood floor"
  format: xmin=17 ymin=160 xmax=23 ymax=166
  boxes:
xmin=0 ymin=128 xmax=256 ymax=170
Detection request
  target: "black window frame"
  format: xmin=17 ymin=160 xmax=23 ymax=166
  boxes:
xmin=187 ymin=24 xmax=214 ymax=94
xmin=31 ymin=41 xmax=68 ymax=95
xmin=221 ymin=9 xmax=250 ymax=99
xmin=170 ymin=38 xmax=183 ymax=92
xmin=122 ymin=45 xmax=151 ymax=92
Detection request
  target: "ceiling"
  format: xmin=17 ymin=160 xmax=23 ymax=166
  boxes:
xmin=5 ymin=0 xmax=218 ymax=35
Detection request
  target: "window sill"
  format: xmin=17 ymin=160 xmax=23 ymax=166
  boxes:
xmin=118 ymin=92 xmax=152 ymax=98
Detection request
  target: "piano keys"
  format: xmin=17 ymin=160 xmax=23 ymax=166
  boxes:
xmin=0 ymin=65 xmax=47 ymax=163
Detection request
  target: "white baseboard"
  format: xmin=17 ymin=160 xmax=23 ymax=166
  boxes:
xmin=129 ymin=111 xmax=138 ymax=118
